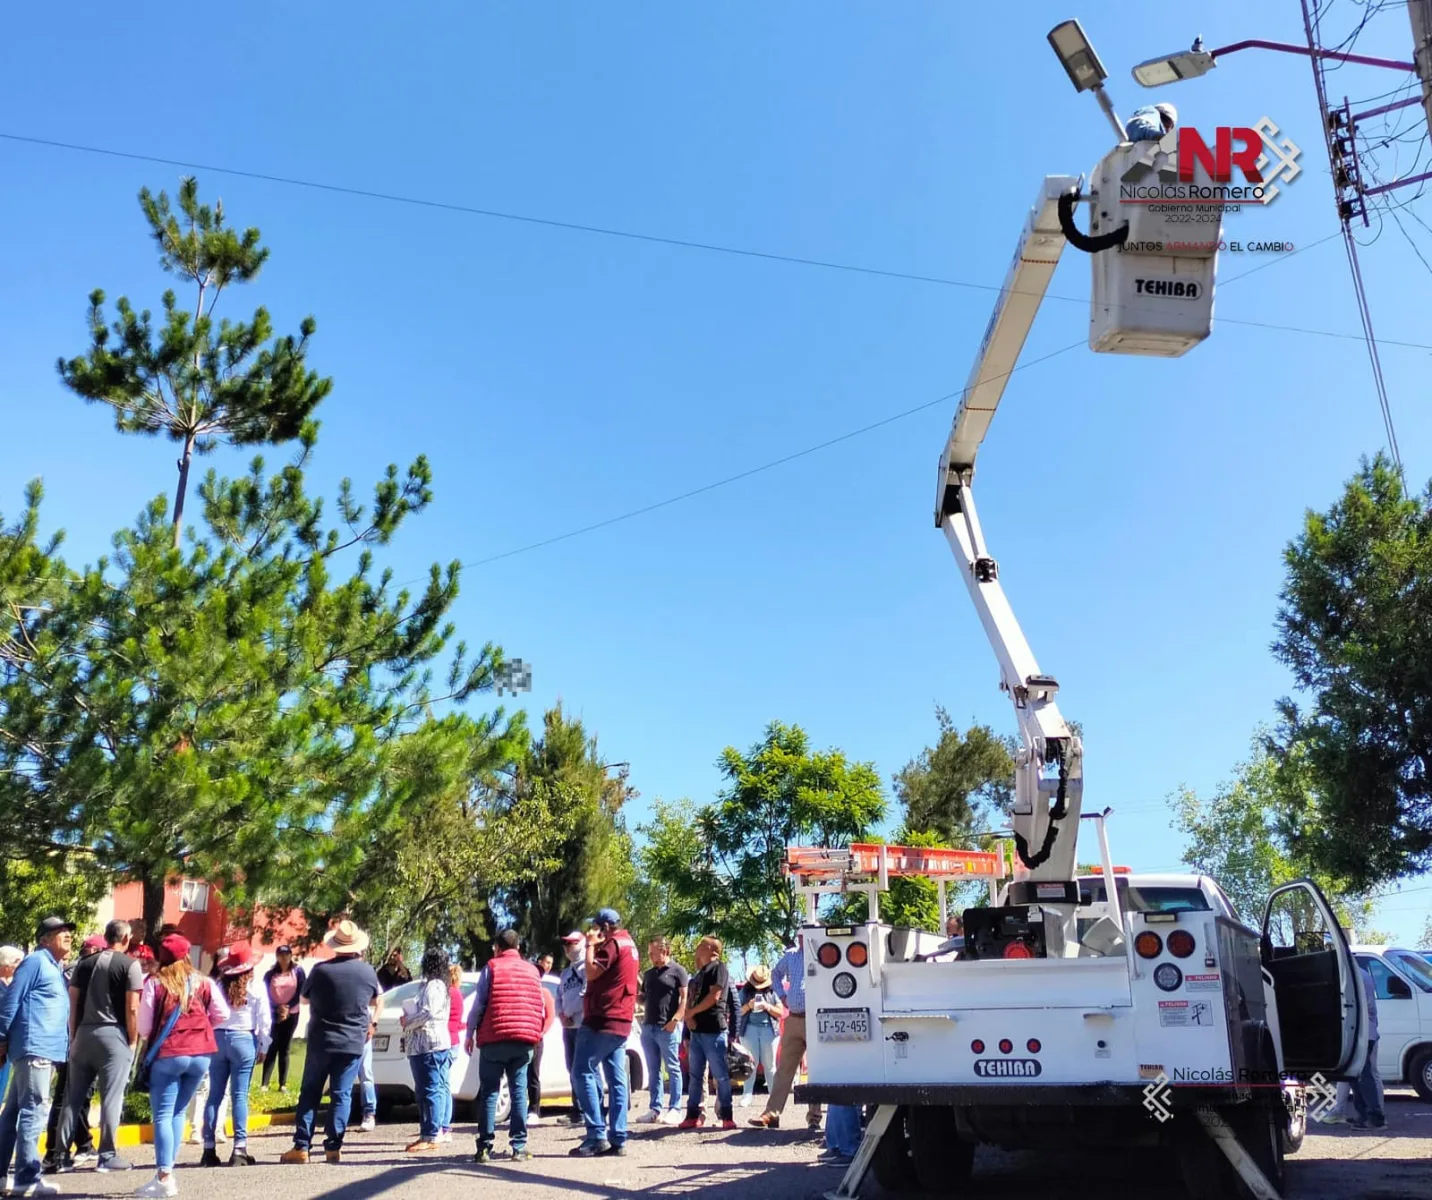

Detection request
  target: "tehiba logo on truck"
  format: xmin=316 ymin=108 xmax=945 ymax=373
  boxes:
xmin=974 ymin=1059 xmax=1043 ymax=1078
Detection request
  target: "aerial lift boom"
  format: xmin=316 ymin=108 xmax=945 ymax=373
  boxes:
xmin=933 ymin=177 xmax=1086 ymax=894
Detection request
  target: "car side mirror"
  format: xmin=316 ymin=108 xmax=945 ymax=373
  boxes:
xmin=1387 ymin=975 xmax=1413 ymax=999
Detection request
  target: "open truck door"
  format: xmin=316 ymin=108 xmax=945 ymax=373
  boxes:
xmin=1261 ymin=879 xmax=1368 ymax=1080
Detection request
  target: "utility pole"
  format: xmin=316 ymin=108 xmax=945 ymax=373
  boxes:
xmin=1409 ymin=0 xmax=1432 ymax=133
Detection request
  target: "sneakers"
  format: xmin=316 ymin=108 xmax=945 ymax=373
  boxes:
xmin=357 ymin=1115 xmax=377 ymax=1133
xmin=187 ymin=1130 xmax=203 ymax=1146
xmin=678 ymin=1113 xmax=706 ymax=1130
xmin=472 ymin=1148 xmax=491 ymax=1164
xmin=134 ymin=1175 xmax=178 ymax=1198
xmin=561 ymin=1113 xmax=585 ymax=1126
xmin=806 ymin=1113 xmax=824 ymax=1131
xmin=227 ymin=1150 xmax=257 ymax=1166
xmin=279 ymin=1149 xmax=309 ymax=1165
xmin=739 ymin=1095 xmax=753 ymax=1108
xmin=569 ymin=1141 xmax=610 ymax=1157
xmin=216 ymin=1129 xmax=228 ymax=1145
xmin=97 ymin=1156 xmax=133 ymax=1173
xmin=70 ymin=1152 xmax=97 ymax=1169
xmin=749 ymin=1112 xmax=779 ymax=1128
xmin=509 ymin=1148 xmax=532 ymax=1162
xmin=14 ymin=1183 xmax=60 ymax=1198
xmin=434 ymin=1131 xmax=452 ymax=1145
xmin=637 ymin=1110 xmax=662 ymax=1124
xmin=527 ymin=1114 xmax=545 ymax=1127
xmin=599 ymin=1143 xmax=627 ymax=1157
xmin=660 ymin=1108 xmax=684 ymax=1126
xmin=199 ymin=1148 xmax=222 ymax=1168
xmin=1348 ymin=1118 xmax=1388 ymax=1130
xmin=39 ymin=1160 xmax=65 ymax=1176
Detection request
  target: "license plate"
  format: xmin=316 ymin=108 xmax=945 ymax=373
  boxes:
xmin=373 ymin=1035 xmax=389 ymax=1053
xmin=817 ymin=1007 xmax=871 ymax=1042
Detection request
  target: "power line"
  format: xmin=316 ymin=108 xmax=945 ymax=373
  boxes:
xmin=3 ymin=133 xmax=1426 ymax=351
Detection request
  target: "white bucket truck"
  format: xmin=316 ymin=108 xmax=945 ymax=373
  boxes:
xmin=793 ymin=21 xmax=1368 ymax=1200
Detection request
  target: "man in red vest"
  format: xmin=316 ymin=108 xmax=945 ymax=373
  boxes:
xmin=570 ymin=908 xmax=640 ymax=1157
xmin=464 ymin=929 xmax=548 ymax=1163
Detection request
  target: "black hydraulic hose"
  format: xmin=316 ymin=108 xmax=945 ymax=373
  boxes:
xmin=1013 ymin=754 xmax=1070 ymax=871
xmin=1057 ymin=187 xmax=1129 ymax=255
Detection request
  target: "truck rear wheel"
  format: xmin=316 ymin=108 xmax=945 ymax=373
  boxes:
xmin=906 ymin=1105 xmax=973 ymax=1190
xmin=871 ymin=1107 xmax=919 ymax=1193
xmin=1177 ymin=1106 xmax=1284 ymax=1200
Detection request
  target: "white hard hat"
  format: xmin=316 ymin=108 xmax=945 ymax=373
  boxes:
xmin=1154 ymin=102 xmax=1178 ymax=127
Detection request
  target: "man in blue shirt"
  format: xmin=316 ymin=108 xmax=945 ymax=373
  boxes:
xmin=748 ymin=937 xmax=822 ymax=1131
xmin=0 ymin=916 xmax=75 ymax=1197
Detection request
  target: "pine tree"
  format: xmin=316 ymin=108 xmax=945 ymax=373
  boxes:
xmin=58 ymin=177 xmax=331 ymax=546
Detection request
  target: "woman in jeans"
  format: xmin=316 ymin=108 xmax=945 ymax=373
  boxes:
xmin=261 ymin=945 xmax=306 ymax=1091
xmin=136 ymin=934 xmax=230 ymax=1198
xmin=736 ymin=964 xmax=779 ymax=1108
xmin=438 ymin=963 xmax=466 ymax=1142
xmin=200 ymin=943 xmax=272 ymax=1167
xmin=400 ymin=947 xmax=452 ymax=1153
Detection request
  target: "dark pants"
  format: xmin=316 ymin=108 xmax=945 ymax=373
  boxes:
xmin=44 ymin=1063 xmax=94 ymax=1163
xmin=527 ymin=1036 xmax=544 ymax=1115
xmin=1353 ymin=1038 xmax=1385 ymax=1125
xmin=292 ymin=1048 xmax=363 ymax=1153
xmin=262 ymin=1014 xmax=300 ymax=1088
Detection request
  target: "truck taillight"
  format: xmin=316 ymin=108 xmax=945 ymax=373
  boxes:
xmin=1003 ymin=942 xmax=1034 ymax=959
xmin=817 ymin=942 xmax=841 ymax=968
xmin=1134 ymin=931 xmax=1163 ymax=959
xmin=1167 ymin=930 xmax=1195 ymax=958
xmin=846 ymin=942 xmax=869 ymax=967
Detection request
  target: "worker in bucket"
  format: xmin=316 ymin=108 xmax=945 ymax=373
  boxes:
xmin=1124 ymin=102 xmax=1176 ymax=142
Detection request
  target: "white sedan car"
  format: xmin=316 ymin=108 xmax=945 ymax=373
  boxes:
xmin=369 ymin=972 xmax=645 ymax=1122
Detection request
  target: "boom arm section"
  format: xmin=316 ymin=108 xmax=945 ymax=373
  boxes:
xmin=934 ymin=176 xmax=1085 ymax=885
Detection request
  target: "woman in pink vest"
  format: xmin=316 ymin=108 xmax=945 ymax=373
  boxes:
xmin=439 ymin=963 xmax=466 ymax=1142
xmin=135 ymin=934 xmax=231 ymax=1198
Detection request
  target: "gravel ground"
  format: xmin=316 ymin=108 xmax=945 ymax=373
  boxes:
xmin=33 ymin=1091 xmax=1432 ymax=1200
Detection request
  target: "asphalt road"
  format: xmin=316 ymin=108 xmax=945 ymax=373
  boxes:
xmin=35 ymin=1091 xmax=1432 ymax=1200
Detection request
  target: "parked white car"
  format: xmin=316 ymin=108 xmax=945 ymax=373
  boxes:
xmin=1350 ymin=945 xmax=1432 ymax=1102
xmin=369 ymin=972 xmax=645 ymax=1122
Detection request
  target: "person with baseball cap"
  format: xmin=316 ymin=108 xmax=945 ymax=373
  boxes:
xmin=570 ymin=908 xmax=639 ymax=1157
xmin=135 ymin=932 xmax=231 ymax=1197
xmin=0 ymin=916 xmax=75 ymax=1197
xmin=281 ymin=920 xmax=380 ymax=1166
xmin=555 ymin=932 xmax=589 ymax=1124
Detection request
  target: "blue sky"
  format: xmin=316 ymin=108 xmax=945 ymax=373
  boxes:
xmin=3 ymin=2 xmax=1430 ymax=943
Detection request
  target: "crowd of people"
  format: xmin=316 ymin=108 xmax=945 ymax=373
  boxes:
xmin=0 ymin=906 xmax=865 ymax=1197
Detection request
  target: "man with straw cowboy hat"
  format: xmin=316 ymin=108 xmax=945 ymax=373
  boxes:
xmin=281 ymin=920 xmax=381 ymax=1166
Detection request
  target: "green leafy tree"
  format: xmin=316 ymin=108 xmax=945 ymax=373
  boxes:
xmin=644 ymin=721 xmax=884 ymax=957
xmin=894 ymin=708 xmax=1016 ymax=843
xmin=1272 ymin=455 xmax=1432 ymax=889
xmin=1174 ymin=735 xmax=1378 ymax=937
xmin=0 ymin=430 xmax=515 ymax=936
xmin=58 ymin=177 xmax=331 ymax=544
xmin=498 ymin=705 xmax=636 ymax=958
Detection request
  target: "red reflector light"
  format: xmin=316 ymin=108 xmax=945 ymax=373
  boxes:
xmin=846 ymin=942 xmax=869 ymax=968
xmin=1002 ymin=941 xmax=1034 ymax=959
xmin=998 ymin=1038 xmax=1013 ymax=1054
xmin=1027 ymin=1039 xmax=1041 ymax=1054
xmin=817 ymin=942 xmax=841 ymax=968
xmin=1167 ymin=930 xmax=1196 ymax=959
xmin=1134 ymin=931 xmax=1163 ymax=959
xmin=970 ymin=1039 xmax=985 ymax=1054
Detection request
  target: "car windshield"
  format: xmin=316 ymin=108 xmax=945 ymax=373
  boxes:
xmin=1388 ymin=950 xmax=1432 ymax=993
xmin=1079 ymin=880 xmax=1211 ymax=914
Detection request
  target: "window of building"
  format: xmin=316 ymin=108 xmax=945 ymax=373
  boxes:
xmin=179 ymin=880 xmax=209 ymax=913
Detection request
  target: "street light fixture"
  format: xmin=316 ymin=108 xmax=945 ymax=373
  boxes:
xmin=1132 ymin=45 xmax=1216 ymax=87
xmin=1047 ymin=19 xmax=1127 ymax=140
